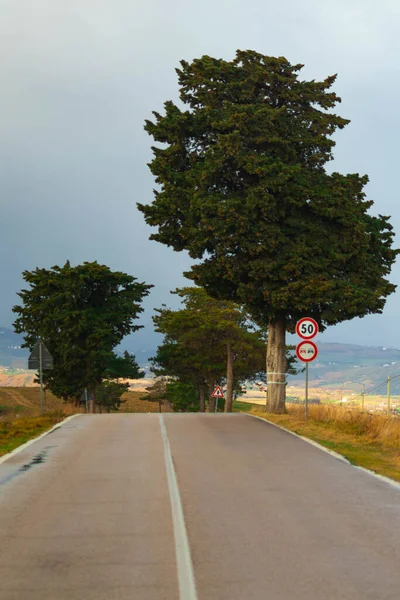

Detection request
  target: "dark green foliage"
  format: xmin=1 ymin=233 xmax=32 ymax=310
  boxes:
xmin=95 ymin=381 xmax=129 ymax=413
xmin=138 ymin=50 xmax=398 ymax=331
xmin=104 ymin=351 xmax=144 ymax=380
xmin=151 ymin=286 xmax=297 ymax=411
xmin=165 ymin=381 xmax=200 ymax=412
xmin=141 ymin=378 xmax=168 ymax=412
xmin=13 ymin=261 xmax=152 ymax=401
xmin=151 ymin=286 xmax=267 ymax=389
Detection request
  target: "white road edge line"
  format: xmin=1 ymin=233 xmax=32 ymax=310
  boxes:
xmin=247 ymin=413 xmax=349 ymax=462
xmin=159 ymin=414 xmax=198 ymax=600
xmin=0 ymin=414 xmax=81 ymax=466
xmin=247 ymin=413 xmax=400 ymax=491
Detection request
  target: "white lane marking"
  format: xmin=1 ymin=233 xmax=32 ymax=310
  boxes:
xmin=159 ymin=414 xmax=198 ymax=600
xmin=247 ymin=413 xmax=400 ymax=491
xmin=0 ymin=414 xmax=81 ymax=466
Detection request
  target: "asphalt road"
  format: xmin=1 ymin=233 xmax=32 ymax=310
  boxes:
xmin=0 ymin=413 xmax=400 ymax=599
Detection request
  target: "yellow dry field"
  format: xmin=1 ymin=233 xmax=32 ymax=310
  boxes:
xmin=0 ymin=387 xmax=65 ymax=416
xmin=238 ymin=385 xmax=354 ymax=404
xmin=120 ymin=391 xmax=170 ymax=412
xmin=0 ymin=388 xmax=164 ymax=417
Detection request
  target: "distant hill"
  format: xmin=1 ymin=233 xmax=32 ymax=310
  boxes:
xmin=0 ymin=327 xmax=27 ymax=367
xmin=0 ymin=328 xmax=153 ymax=370
xmin=289 ymin=342 xmax=400 ymax=393
xmin=1 ymin=327 xmax=400 ymax=394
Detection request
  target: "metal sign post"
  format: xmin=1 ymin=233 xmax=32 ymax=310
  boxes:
xmin=39 ymin=339 xmax=44 ymax=416
xmin=28 ymin=339 xmax=53 ymax=416
xmin=296 ymin=319 xmax=319 ymax=421
xmin=305 ymin=363 xmax=309 ymax=421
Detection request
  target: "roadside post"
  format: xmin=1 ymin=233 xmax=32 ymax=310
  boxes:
xmin=388 ymin=375 xmax=391 ymax=415
xmin=28 ymin=339 xmax=54 ymax=416
xmin=295 ymin=318 xmax=319 ymax=421
xmin=211 ymin=385 xmax=224 ymax=412
xmin=362 ymin=384 xmax=365 ymax=412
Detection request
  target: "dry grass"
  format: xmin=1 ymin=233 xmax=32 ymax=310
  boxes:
xmin=120 ymin=391 xmax=172 ymax=412
xmin=248 ymin=403 xmax=400 ymax=482
xmin=0 ymin=387 xmax=66 ymax=417
xmin=0 ymin=388 xmax=170 ymax=417
xmin=0 ymin=412 xmax=67 ymax=456
xmin=287 ymin=403 xmax=400 ymax=449
xmin=0 ymin=389 xmax=170 ymax=457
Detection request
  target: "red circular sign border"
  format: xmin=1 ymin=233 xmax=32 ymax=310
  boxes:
xmin=296 ymin=317 xmax=319 ymax=340
xmin=296 ymin=340 xmax=318 ymax=363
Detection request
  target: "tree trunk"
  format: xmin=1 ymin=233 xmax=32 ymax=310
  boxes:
xmin=208 ymin=382 xmax=216 ymax=412
xmin=199 ymin=383 xmax=206 ymax=413
xmin=225 ymin=342 xmax=234 ymax=412
xmin=89 ymin=390 xmax=95 ymax=414
xmin=266 ymin=314 xmax=287 ymax=413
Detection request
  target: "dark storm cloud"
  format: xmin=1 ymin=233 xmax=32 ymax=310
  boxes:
xmin=1 ymin=0 xmax=399 ymax=348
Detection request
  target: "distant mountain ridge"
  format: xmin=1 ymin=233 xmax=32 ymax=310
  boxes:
xmin=1 ymin=327 xmax=400 ymax=392
xmin=0 ymin=327 xmax=27 ymax=366
xmin=0 ymin=327 xmax=155 ymax=369
xmin=289 ymin=342 xmax=400 ymax=393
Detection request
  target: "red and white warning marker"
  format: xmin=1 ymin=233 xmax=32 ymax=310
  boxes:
xmin=211 ymin=385 xmax=224 ymax=398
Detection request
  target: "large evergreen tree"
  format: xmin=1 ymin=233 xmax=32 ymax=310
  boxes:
xmin=13 ymin=261 xmax=152 ymax=411
xmin=138 ymin=50 xmax=398 ymax=413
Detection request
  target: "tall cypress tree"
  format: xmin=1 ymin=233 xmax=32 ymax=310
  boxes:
xmin=138 ymin=50 xmax=398 ymax=412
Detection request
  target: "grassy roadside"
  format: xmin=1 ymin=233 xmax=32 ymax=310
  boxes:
xmin=0 ymin=391 xmax=166 ymax=457
xmin=0 ymin=413 xmax=68 ymax=457
xmin=242 ymin=404 xmax=400 ymax=483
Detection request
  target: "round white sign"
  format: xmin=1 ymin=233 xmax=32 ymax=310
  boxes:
xmin=296 ymin=341 xmax=318 ymax=363
xmin=296 ymin=317 xmax=319 ymax=340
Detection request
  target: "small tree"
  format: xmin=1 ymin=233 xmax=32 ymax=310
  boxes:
xmin=150 ymin=341 xmax=211 ymax=411
xmin=152 ymin=287 xmax=296 ymax=411
xmin=166 ymin=381 xmax=200 ymax=412
xmin=138 ymin=50 xmax=398 ymax=413
xmin=95 ymin=381 xmax=128 ymax=413
xmin=13 ymin=261 xmax=152 ymax=411
xmin=142 ymin=377 xmax=169 ymax=412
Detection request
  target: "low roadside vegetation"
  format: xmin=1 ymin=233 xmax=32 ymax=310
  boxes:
xmin=245 ymin=403 xmax=400 ymax=482
xmin=0 ymin=390 xmax=173 ymax=457
xmin=0 ymin=412 xmax=67 ymax=457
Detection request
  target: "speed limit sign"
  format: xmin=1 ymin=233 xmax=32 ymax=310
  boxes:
xmin=296 ymin=317 xmax=319 ymax=340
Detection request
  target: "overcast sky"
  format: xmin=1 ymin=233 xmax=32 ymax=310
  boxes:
xmin=1 ymin=0 xmax=400 ymax=350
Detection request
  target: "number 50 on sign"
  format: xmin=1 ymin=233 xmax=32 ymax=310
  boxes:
xmin=295 ymin=317 xmax=319 ymax=340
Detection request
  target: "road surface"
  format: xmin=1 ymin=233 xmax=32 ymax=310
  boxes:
xmin=0 ymin=413 xmax=400 ymax=599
